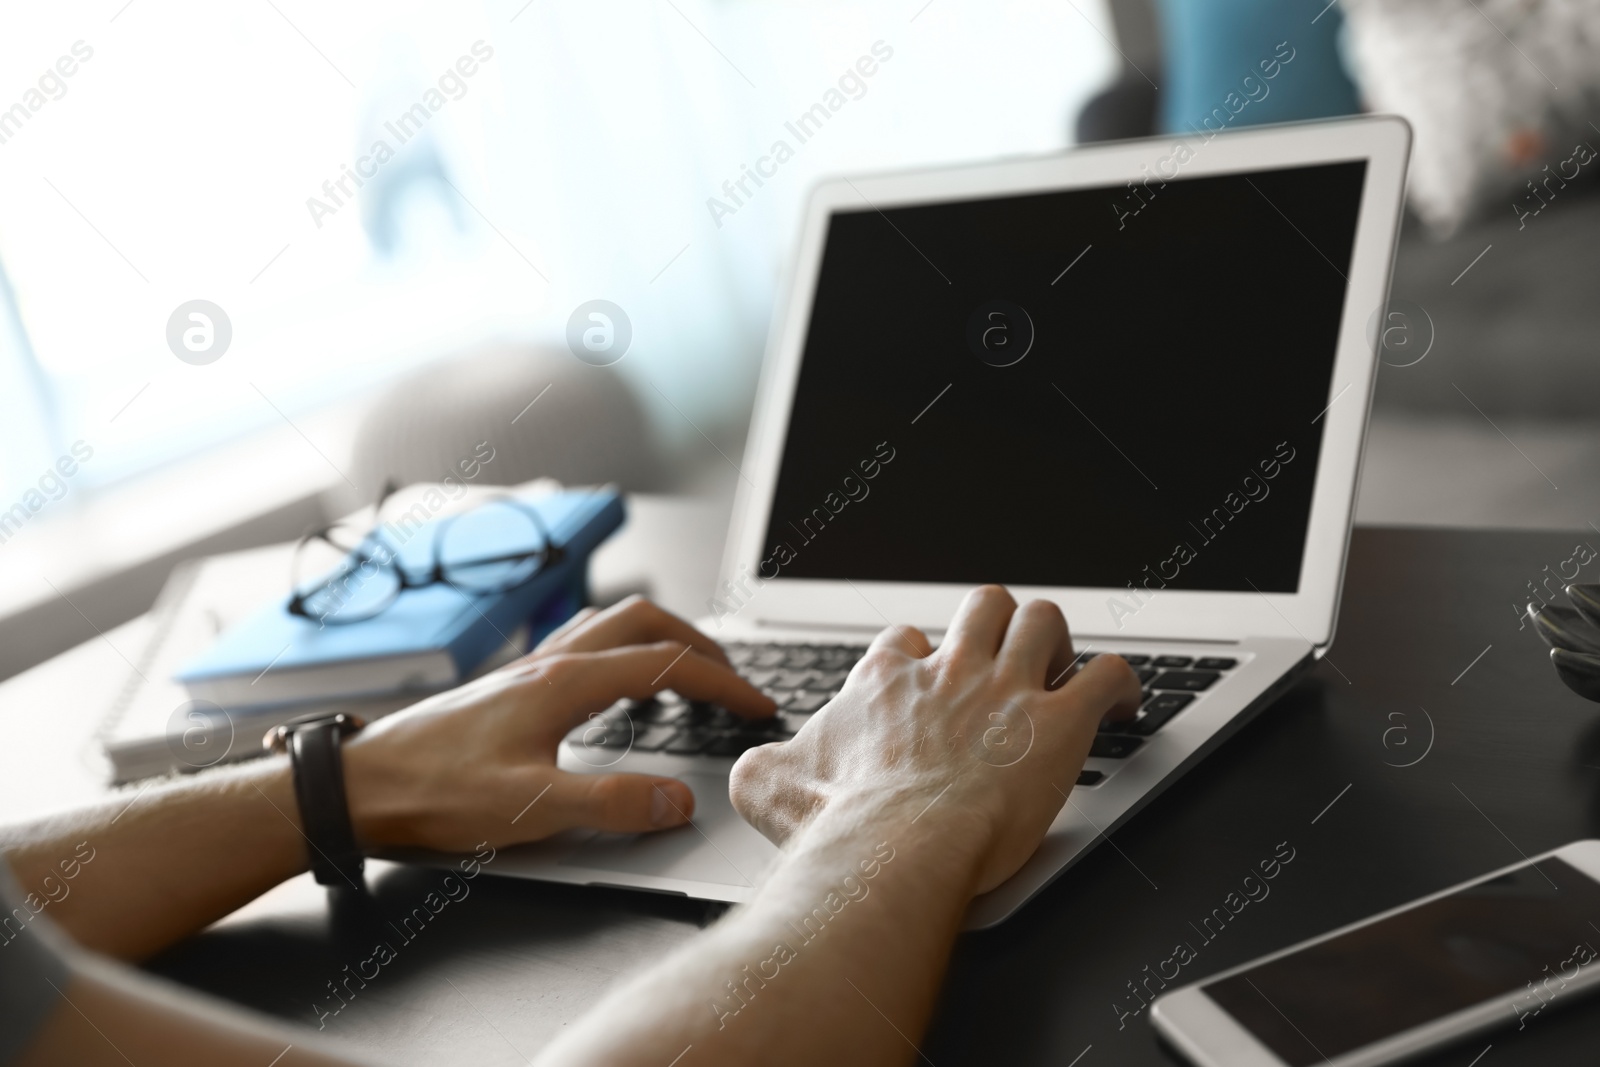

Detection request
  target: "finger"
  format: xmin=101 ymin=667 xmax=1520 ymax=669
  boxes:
xmin=998 ymin=599 xmax=1075 ymax=687
xmin=530 ymin=606 xmax=601 ymax=655
xmin=536 ymin=596 xmax=732 ymax=666
xmin=536 ymin=769 xmax=696 ymax=833
xmin=940 ymin=584 xmax=1017 ymax=662
xmin=542 ymin=643 xmax=777 ymax=724
xmin=1047 ymin=653 xmax=1143 ymax=731
xmin=865 ymin=622 xmax=934 ymax=659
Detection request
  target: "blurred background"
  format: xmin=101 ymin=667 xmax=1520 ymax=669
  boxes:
xmin=1 ymin=0 xmax=1598 ymax=681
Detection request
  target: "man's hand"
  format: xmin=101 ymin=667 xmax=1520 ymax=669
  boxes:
xmin=2 ymin=587 xmax=1144 ymax=1067
xmin=0 ymin=596 xmax=766 ymax=963
xmin=730 ymin=584 xmax=1142 ymax=894
xmin=342 ymin=597 xmax=775 ymax=852
xmin=541 ymin=586 xmax=1144 ymax=1066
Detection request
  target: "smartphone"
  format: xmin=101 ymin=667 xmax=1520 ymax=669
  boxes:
xmin=1151 ymin=840 xmax=1600 ymax=1067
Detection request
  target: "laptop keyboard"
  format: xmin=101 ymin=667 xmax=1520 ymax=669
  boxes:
xmin=567 ymin=643 xmax=1241 ymax=785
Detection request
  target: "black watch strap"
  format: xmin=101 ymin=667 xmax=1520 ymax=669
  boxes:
xmin=267 ymin=714 xmax=366 ymax=888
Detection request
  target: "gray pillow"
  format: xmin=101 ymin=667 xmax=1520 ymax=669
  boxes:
xmin=1341 ymin=0 xmax=1600 ymax=235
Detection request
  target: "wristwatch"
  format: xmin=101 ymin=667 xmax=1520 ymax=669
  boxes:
xmin=263 ymin=712 xmax=367 ymax=888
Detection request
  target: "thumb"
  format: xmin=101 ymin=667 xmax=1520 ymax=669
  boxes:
xmin=541 ymin=770 xmax=696 ymax=834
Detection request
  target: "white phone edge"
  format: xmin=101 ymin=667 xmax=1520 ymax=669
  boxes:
xmin=1149 ymin=839 xmax=1600 ymax=1067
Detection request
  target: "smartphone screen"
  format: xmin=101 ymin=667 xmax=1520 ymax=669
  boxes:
xmin=1201 ymin=857 xmax=1600 ymax=1065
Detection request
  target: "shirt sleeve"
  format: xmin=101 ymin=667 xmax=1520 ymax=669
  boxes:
xmin=0 ymin=857 xmax=72 ymax=1065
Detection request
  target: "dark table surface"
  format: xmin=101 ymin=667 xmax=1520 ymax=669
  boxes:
xmin=148 ymin=525 xmax=1600 ymax=1066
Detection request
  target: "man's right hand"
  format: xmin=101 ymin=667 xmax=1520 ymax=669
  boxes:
xmin=729 ymin=584 xmax=1143 ymax=896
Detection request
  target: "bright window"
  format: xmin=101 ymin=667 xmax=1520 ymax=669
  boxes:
xmin=0 ymin=0 xmax=1113 ymax=511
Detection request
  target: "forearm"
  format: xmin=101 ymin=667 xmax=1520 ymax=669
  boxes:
xmin=0 ymin=757 xmax=310 ymax=960
xmin=0 ymin=601 xmax=782 ymax=963
xmin=539 ymin=797 xmax=985 ymax=1066
xmin=18 ymin=952 xmax=374 ymax=1067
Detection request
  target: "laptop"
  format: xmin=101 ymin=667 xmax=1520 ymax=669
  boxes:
xmin=485 ymin=115 xmax=1411 ymax=928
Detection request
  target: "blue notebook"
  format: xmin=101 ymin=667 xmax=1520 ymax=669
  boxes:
xmin=177 ymin=488 xmax=625 ymax=708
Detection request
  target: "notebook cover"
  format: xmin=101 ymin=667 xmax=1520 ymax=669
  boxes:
xmin=176 ymin=488 xmax=624 ymax=703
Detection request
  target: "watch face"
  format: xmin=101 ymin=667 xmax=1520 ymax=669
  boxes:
xmin=327 ymin=713 xmax=367 ymax=736
xmin=263 ymin=713 xmax=366 ymax=754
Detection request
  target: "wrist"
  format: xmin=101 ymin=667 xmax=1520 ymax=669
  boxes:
xmin=220 ymin=756 xmax=315 ymax=876
xmin=338 ymin=732 xmax=417 ymax=850
xmin=781 ymin=786 xmax=993 ymax=905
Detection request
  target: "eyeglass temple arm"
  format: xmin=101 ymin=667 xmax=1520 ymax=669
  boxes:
xmin=441 ymin=543 xmax=566 ymax=568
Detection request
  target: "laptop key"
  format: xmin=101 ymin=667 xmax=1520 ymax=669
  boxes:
xmin=1076 ymin=769 xmax=1104 ymax=786
xmin=811 ymin=669 xmax=850 ymax=690
xmin=637 ymin=700 xmax=688 ymax=725
xmin=784 ymin=647 xmax=821 ymax=669
xmin=734 ymin=715 xmax=786 ymax=737
xmin=1150 ymin=670 xmax=1220 ymax=692
xmin=1195 ymin=656 xmax=1237 ymax=670
xmin=1089 ymin=734 xmax=1143 ymax=759
xmin=770 ymin=669 xmax=813 ymax=690
xmin=1117 ymin=653 xmax=1151 ymax=666
xmin=1135 ymin=668 xmax=1159 ymax=685
xmin=724 ymin=643 xmax=756 ymax=667
xmin=664 ymin=728 xmax=715 ymax=755
xmin=1134 ymin=692 xmax=1195 ymax=734
xmin=1152 ymin=655 xmax=1193 ymax=668
xmin=677 ymin=703 xmax=740 ymax=729
xmin=629 ymin=725 xmax=684 ymax=752
xmin=752 ymin=648 xmax=787 ymax=668
xmin=815 ymin=648 xmax=857 ymax=669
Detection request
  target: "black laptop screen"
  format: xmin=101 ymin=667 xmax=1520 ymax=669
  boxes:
xmin=757 ymin=159 xmax=1367 ymax=597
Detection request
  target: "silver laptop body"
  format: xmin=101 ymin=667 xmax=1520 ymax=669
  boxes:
xmin=474 ymin=116 xmax=1411 ymax=928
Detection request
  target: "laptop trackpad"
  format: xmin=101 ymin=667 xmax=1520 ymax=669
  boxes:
xmin=558 ymin=773 xmax=779 ymax=888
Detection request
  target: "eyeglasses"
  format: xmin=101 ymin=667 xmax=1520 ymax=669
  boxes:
xmin=289 ymin=484 xmax=565 ymax=625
